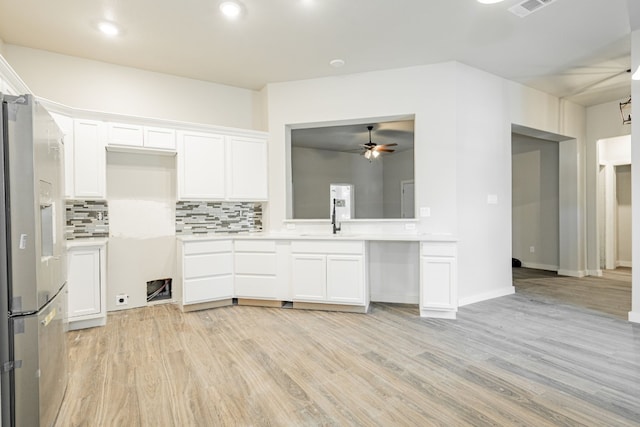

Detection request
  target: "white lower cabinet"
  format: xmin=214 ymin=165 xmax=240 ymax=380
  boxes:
xmin=326 ymin=255 xmax=364 ymax=304
xmin=67 ymin=242 xmax=107 ymax=330
xmin=291 ymin=240 xmax=368 ymax=309
xmin=180 ymin=239 xmax=234 ymax=309
xmin=420 ymin=242 xmax=457 ymax=319
xmin=291 ymin=254 xmax=326 ymax=301
xmin=234 ymin=240 xmax=291 ymax=301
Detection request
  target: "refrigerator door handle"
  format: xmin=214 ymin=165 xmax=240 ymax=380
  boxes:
xmin=1 ymin=360 xmax=22 ymax=373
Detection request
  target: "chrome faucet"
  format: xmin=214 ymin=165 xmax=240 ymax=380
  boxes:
xmin=332 ymin=198 xmax=341 ymax=234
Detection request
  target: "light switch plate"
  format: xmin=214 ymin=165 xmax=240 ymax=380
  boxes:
xmin=487 ymin=194 xmax=498 ymax=205
xmin=420 ymin=207 xmax=431 ymax=217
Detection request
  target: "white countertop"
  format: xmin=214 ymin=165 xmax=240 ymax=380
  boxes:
xmin=176 ymin=232 xmax=456 ymax=242
xmin=66 ymin=237 xmax=109 ymax=248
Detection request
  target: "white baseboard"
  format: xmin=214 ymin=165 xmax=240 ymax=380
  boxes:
xmin=521 ymin=262 xmax=558 ymax=271
xmin=458 ymin=286 xmax=515 ymax=307
xmin=68 ymin=316 xmax=106 ymax=331
xmin=370 ymin=293 xmax=419 ymax=304
xmin=586 ymin=269 xmax=603 ymax=277
xmin=420 ymin=308 xmax=457 ymax=319
xmin=616 ymin=260 xmax=632 ymax=268
xmin=557 ymin=269 xmax=586 ymax=278
xmin=628 ymin=311 xmax=640 ymax=324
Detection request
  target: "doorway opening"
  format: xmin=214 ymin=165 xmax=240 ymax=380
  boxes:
xmin=597 ymin=135 xmax=632 ymax=272
xmin=511 ymin=132 xmax=559 ymax=272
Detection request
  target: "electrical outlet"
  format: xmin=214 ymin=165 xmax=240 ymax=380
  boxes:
xmin=529 ymin=246 xmax=535 ymax=253
xmin=116 ymin=294 xmax=129 ymax=306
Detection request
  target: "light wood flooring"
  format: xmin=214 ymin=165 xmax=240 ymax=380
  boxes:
xmin=56 ymin=271 xmax=640 ymax=426
xmin=513 ymin=267 xmax=632 ymax=319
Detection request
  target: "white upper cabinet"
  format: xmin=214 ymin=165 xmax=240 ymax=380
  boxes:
xmin=177 ymin=130 xmax=226 ymax=200
xmin=72 ymin=119 xmax=107 ymax=199
xmin=227 ymin=136 xmax=268 ymax=201
xmin=50 ymin=113 xmax=75 ymax=199
xmin=107 ymin=122 xmax=176 ymax=151
xmin=144 ymin=126 xmax=176 ymax=150
xmin=107 ymin=122 xmax=144 ymax=147
xmin=177 ymin=132 xmax=268 ymax=201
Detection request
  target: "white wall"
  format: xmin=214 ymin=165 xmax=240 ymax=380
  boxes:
xmin=512 ymin=134 xmax=559 ymax=270
xmin=106 ymin=152 xmax=177 ymax=311
xmin=268 ymin=61 xmax=587 ymax=306
xmin=455 ymin=64 xmax=514 ymax=304
xmin=267 ymin=62 xmax=459 ymax=235
xmin=3 ymin=45 xmax=261 ymax=130
xmin=616 ymin=165 xmax=632 ymax=266
xmin=631 ymin=28 xmax=640 ymax=323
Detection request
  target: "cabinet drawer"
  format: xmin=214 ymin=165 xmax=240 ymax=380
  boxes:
xmin=184 ymin=239 xmax=232 ymax=255
xmin=184 ymin=253 xmax=233 ymax=278
xmin=235 ymin=253 xmax=277 ymax=275
xmin=291 ymin=240 xmax=364 ymax=255
xmin=234 ymin=240 xmax=276 ymax=253
xmin=184 ymin=276 xmax=233 ymax=303
xmin=420 ymin=243 xmax=456 ymax=257
xmin=235 ymin=276 xmax=277 ymax=299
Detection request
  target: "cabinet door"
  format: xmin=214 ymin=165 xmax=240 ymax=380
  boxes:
xmin=227 ymin=136 xmax=268 ymax=200
xmin=326 ymin=255 xmax=364 ymax=304
xmin=50 ymin=113 xmax=75 ymax=199
xmin=144 ymin=126 xmax=176 ymax=150
xmin=73 ymin=119 xmax=106 ymax=198
xmin=292 ymin=254 xmax=326 ymax=301
xmin=177 ymin=131 xmax=225 ymax=200
xmin=107 ymin=122 xmax=143 ymax=147
xmin=420 ymin=256 xmax=456 ymax=310
xmin=68 ymin=249 xmax=101 ymax=318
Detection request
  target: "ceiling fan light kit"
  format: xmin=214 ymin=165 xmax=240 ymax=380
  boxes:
xmin=361 ymin=125 xmax=396 ymax=161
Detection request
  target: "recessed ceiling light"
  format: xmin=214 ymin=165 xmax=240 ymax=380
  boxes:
xmin=477 ymin=0 xmax=505 ymax=3
xmin=220 ymin=1 xmax=242 ymax=19
xmin=98 ymin=21 xmax=120 ymax=36
xmin=329 ymin=59 xmax=345 ymax=68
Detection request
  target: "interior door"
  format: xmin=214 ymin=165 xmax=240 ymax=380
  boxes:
xmin=401 ymin=180 xmax=415 ymax=218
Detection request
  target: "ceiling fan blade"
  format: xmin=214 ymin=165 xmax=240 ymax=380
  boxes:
xmin=380 ymin=143 xmax=398 ymax=147
xmin=376 ymin=148 xmax=395 ymax=153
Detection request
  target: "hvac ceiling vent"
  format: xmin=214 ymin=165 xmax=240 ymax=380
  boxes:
xmin=509 ymin=0 xmax=556 ymax=17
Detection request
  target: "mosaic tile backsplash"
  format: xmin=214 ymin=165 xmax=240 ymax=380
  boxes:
xmin=176 ymin=201 xmax=263 ymax=235
xmin=66 ymin=200 xmax=109 ymax=239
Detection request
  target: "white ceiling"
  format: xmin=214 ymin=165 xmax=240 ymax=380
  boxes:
xmin=0 ymin=0 xmax=633 ymax=106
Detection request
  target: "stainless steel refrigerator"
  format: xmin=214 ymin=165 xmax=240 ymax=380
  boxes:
xmin=0 ymin=93 xmax=68 ymax=427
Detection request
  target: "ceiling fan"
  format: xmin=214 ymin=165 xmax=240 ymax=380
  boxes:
xmin=361 ymin=125 xmax=397 ymax=160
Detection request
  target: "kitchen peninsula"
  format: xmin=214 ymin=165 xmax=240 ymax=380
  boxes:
xmin=177 ymin=232 xmax=458 ymax=319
